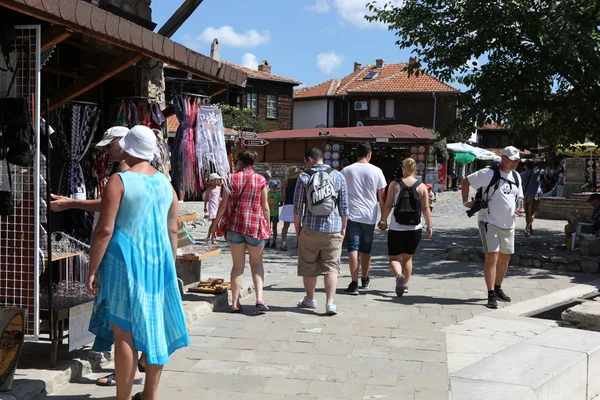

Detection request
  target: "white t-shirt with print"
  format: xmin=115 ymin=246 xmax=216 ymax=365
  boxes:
xmin=467 ymin=168 xmax=524 ymax=229
xmin=341 ymin=162 xmax=387 ymax=225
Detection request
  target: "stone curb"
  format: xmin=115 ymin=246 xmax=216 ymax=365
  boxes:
xmin=2 ymin=284 xmax=256 ymax=400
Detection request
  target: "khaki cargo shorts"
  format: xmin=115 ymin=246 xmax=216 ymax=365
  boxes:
xmin=297 ymin=228 xmax=343 ymax=277
xmin=479 ymin=221 xmax=515 ymax=254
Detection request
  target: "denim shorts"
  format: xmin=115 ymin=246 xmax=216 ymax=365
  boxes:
xmin=227 ymin=231 xmax=265 ymax=247
xmin=346 ymin=220 xmax=376 ymax=254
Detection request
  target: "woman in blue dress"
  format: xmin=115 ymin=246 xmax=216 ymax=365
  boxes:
xmin=87 ymin=125 xmax=190 ymax=400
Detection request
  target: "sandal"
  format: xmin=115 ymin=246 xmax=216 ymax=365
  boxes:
xmin=231 ymin=305 xmax=243 ymax=313
xmin=280 ymin=244 xmax=289 ymax=251
xmin=132 ymin=393 xmax=143 ymax=400
xmin=256 ymin=302 xmax=269 ymax=313
xmin=97 ymin=373 xmax=143 ymax=387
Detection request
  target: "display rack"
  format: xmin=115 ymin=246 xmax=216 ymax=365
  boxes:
xmin=0 ymin=25 xmax=41 ymax=339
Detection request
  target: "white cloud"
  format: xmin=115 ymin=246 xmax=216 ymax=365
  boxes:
xmin=317 ymin=51 xmax=343 ymax=74
xmin=330 ymin=0 xmax=404 ymax=29
xmin=197 ymin=26 xmax=271 ymax=48
xmin=241 ymin=53 xmax=259 ymax=70
xmin=307 ymin=0 xmax=331 ymax=13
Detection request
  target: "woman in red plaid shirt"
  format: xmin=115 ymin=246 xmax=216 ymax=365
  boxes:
xmin=209 ymin=150 xmax=272 ymax=313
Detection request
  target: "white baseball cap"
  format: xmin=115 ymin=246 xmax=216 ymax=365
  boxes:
xmin=209 ymin=173 xmax=222 ymax=180
xmin=118 ymin=125 xmax=157 ymax=161
xmin=501 ymin=146 xmax=520 ymax=161
xmin=96 ymin=126 xmax=129 ymax=148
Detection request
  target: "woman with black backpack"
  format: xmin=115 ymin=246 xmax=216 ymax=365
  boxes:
xmin=379 ymin=158 xmax=432 ymax=297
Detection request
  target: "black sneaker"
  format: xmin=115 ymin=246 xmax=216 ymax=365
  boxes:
xmin=495 ymin=287 xmax=512 ymax=302
xmin=265 ymin=240 xmax=271 ymax=248
xmin=487 ymin=292 xmax=498 ymax=309
xmin=395 ymin=274 xmax=406 ymax=297
xmin=361 ymin=276 xmax=371 ymax=289
xmin=270 ymin=242 xmax=277 ymax=249
xmin=344 ymin=281 xmax=359 ymax=296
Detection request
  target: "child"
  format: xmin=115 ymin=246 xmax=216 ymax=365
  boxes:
xmin=427 ymin=184 xmax=436 ymax=212
xmin=267 ymin=181 xmax=283 ymax=248
xmin=204 ymin=173 xmax=222 ymax=242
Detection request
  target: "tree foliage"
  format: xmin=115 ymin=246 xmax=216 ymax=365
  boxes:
xmin=433 ymin=132 xmax=449 ymax=163
xmin=220 ymin=104 xmax=269 ymax=133
xmin=366 ymin=0 xmax=600 ymax=146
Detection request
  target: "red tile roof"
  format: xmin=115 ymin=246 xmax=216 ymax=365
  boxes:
xmin=479 ymin=124 xmax=505 ymax=130
xmin=221 ymin=61 xmax=301 ymax=85
xmin=260 ymin=124 xmax=436 ymax=141
xmin=294 ymin=63 xmax=458 ymax=99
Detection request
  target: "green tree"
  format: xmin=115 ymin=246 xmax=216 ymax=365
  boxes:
xmin=367 ymin=0 xmax=600 ymax=146
xmin=220 ymin=105 xmax=269 ymax=133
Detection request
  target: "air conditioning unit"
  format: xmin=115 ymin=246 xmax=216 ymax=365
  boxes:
xmin=354 ymin=101 xmax=368 ymax=111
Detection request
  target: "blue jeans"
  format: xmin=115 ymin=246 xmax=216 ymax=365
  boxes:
xmin=346 ymin=220 xmax=375 ymax=254
xmin=227 ymin=231 xmax=265 ymax=247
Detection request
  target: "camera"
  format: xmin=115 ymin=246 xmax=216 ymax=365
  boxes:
xmin=466 ymin=197 xmax=488 ymax=218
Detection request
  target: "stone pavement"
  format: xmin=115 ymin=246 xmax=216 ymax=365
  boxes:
xmin=42 ymin=192 xmax=599 ymax=399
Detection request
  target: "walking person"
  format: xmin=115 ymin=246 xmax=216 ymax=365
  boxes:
xmin=87 ymin=125 xmax=190 ymax=400
xmin=208 ymin=150 xmax=271 ymax=313
xmin=379 ymin=158 xmax=432 ymax=297
xmin=51 ymin=126 xmax=146 ymax=388
xmin=341 ymin=142 xmax=386 ymax=295
xmin=294 ymin=148 xmax=348 ymax=315
xmin=520 ymin=161 xmax=542 ymax=236
xmin=280 ymin=166 xmax=301 ymax=251
xmin=461 ymin=146 xmax=524 ymax=309
xmin=267 ymin=181 xmax=283 ymax=248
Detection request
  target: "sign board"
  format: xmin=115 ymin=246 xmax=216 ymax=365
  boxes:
xmin=375 ymin=138 xmax=389 ymax=143
xmin=243 ymin=139 xmax=269 ymax=147
xmin=242 ymin=132 xmax=259 ymax=139
xmin=564 ymin=158 xmax=586 ymax=185
xmin=69 ymin=302 xmax=95 ymax=352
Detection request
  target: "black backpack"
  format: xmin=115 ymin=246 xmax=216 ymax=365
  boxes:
xmin=0 ymin=97 xmax=35 ymax=167
xmin=476 ymin=166 xmax=520 ymax=202
xmin=393 ymin=179 xmax=422 ymax=225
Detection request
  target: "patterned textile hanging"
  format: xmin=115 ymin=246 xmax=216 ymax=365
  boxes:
xmin=196 ymin=106 xmax=230 ymax=191
xmin=173 ymin=95 xmax=200 ymax=196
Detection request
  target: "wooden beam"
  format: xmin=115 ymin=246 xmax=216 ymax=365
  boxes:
xmin=48 ymin=53 xmax=142 ymax=111
xmin=158 ymin=0 xmax=205 ymax=38
xmin=207 ymin=86 xmax=227 ymax=98
xmin=41 ymin=25 xmax=72 ymax=52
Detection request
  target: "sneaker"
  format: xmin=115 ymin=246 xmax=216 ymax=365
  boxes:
xmin=395 ymin=274 xmax=406 ymax=297
xmin=326 ymin=302 xmax=338 ymax=315
xmin=265 ymin=240 xmax=271 ymax=248
xmin=271 ymin=242 xmax=277 ymax=249
xmin=402 ymin=285 xmax=409 ymax=294
xmin=361 ymin=276 xmax=371 ymax=289
xmin=495 ymin=287 xmax=512 ymax=302
xmin=487 ymin=292 xmax=498 ymax=309
xmin=344 ymin=281 xmax=359 ymax=295
xmin=297 ymin=296 xmax=317 ymax=309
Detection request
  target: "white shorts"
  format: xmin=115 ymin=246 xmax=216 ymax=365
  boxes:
xmin=478 ymin=221 xmax=515 ymax=254
xmin=280 ymin=204 xmax=294 ymax=223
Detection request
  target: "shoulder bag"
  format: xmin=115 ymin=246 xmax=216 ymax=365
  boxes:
xmin=0 ymin=160 xmax=13 ymax=216
xmin=215 ymin=172 xmax=255 ymax=238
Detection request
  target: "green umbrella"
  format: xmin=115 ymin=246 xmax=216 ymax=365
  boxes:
xmin=453 ymin=152 xmax=477 ymax=164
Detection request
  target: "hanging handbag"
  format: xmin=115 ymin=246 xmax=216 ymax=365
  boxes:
xmin=215 ymin=173 xmax=254 ymax=237
xmin=0 ymin=160 xmax=13 ymax=216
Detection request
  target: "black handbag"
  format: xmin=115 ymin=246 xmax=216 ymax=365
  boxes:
xmin=0 ymin=160 xmax=13 ymax=216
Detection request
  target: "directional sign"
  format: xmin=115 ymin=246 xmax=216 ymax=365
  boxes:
xmin=242 ymin=132 xmax=259 ymax=139
xmin=243 ymin=139 xmax=269 ymax=147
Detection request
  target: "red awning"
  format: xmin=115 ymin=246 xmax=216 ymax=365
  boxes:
xmin=260 ymin=124 xmax=436 ymax=141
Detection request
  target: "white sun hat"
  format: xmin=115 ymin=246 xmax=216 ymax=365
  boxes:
xmin=118 ymin=125 xmax=157 ymax=161
xmin=96 ymin=126 xmax=129 ymax=148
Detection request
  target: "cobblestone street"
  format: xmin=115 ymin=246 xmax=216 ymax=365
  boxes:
xmin=45 ymin=192 xmax=598 ymax=399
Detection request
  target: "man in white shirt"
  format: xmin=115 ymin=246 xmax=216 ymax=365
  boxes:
xmin=341 ymin=142 xmax=387 ymax=295
xmin=461 ymin=146 xmax=525 ymax=309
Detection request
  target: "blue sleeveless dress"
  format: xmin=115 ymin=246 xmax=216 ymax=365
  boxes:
xmin=89 ymin=171 xmax=190 ymax=365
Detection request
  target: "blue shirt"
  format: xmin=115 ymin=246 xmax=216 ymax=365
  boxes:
xmin=293 ymin=164 xmax=349 ymax=233
xmin=520 ymin=169 xmax=542 ymax=197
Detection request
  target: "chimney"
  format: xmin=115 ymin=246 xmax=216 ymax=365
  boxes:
xmin=258 ymin=60 xmax=271 ymax=74
xmin=354 ymin=62 xmax=362 ymax=72
xmin=210 ymin=38 xmax=220 ymax=61
xmin=375 ymin=59 xmax=385 ymax=69
xmin=408 ymin=56 xmax=419 ymax=66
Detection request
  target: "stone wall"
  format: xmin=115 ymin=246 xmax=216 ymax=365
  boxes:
xmin=254 ymin=162 xmax=305 ymax=182
xmin=538 ymin=197 xmax=592 ymax=220
xmin=441 ymin=246 xmax=600 ymax=273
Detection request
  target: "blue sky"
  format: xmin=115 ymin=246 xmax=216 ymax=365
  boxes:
xmin=151 ymin=0 xmax=421 ymax=88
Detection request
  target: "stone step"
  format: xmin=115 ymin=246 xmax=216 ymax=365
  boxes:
xmin=562 ymin=301 xmax=600 ymax=332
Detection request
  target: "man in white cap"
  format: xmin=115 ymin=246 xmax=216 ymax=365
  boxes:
xmin=50 ymin=125 xmax=146 ymax=387
xmin=461 ymin=146 xmax=524 ymax=309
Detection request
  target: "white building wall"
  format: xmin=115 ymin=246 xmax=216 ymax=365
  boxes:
xmin=293 ymin=100 xmax=328 ymax=129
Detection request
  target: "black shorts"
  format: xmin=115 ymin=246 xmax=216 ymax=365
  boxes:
xmin=388 ymin=229 xmax=422 ymax=256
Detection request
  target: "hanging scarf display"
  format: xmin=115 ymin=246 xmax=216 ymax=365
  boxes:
xmin=151 ymin=129 xmax=171 ymax=180
xmin=51 ymin=103 xmax=100 ymax=200
xmin=196 ymin=106 xmax=230 ymax=190
xmin=113 ymin=98 xmax=165 ymax=129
